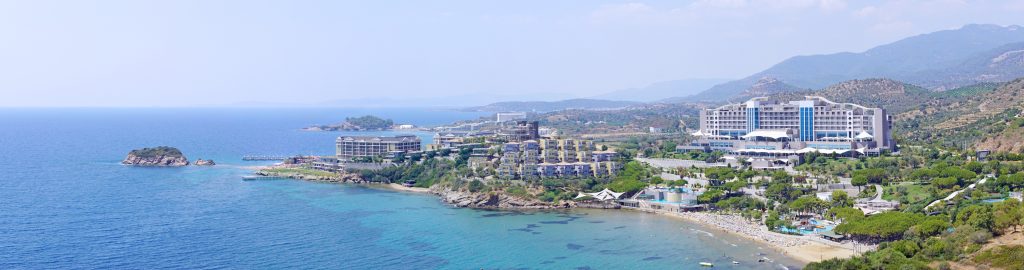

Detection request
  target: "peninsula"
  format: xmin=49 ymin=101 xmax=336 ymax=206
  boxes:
xmin=302 ymin=115 xmax=394 ymax=131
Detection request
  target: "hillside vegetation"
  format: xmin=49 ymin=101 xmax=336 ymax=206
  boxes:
xmin=128 ymin=146 xmax=184 ymax=158
xmin=688 ymin=24 xmax=1024 ymax=102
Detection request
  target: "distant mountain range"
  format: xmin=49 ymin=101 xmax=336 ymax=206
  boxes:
xmin=463 ymin=98 xmax=641 ymax=113
xmin=683 ymin=24 xmax=1024 ymax=102
xmin=593 ymin=78 xmax=730 ymax=102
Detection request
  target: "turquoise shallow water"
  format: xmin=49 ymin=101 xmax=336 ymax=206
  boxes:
xmin=0 ymin=108 xmax=802 ymax=269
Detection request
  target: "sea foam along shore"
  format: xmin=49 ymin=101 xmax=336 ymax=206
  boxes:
xmin=631 ymin=207 xmax=872 ymax=263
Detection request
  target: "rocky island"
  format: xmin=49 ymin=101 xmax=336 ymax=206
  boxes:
xmin=122 ymin=146 xmax=189 ymax=166
xmin=302 ymin=115 xmax=394 ymax=131
xmin=194 ymin=159 xmax=216 ymax=166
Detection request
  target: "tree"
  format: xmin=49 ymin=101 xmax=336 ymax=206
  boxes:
xmin=852 ymin=168 xmax=886 ymax=184
xmin=698 ymin=189 xmax=725 ymax=203
xmin=765 ymin=182 xmax=802 ymax=203
xmin=835 ymin=212 xmax=926 ymax=241
xmin=851 ymin=176 xmax=868 ymax=191
xmin=772 ymin=171 xmax=793 ymax=183
xmin=723 ymin=180 xmax=747 ymax=192
xmin=909 ymin=219 xmax=949 ymax=238
xmin=993 ymin=199 xmax=1023 ymax=233
xmin=955 ymin=205 xmax=994 ymax=231
xmin=831 ymin=190 xmax=853 ymax=208
xmin=932 ymin=177 xmax=958 ymax=189
xmin=789 ymin=196 xmax=828 ymax=214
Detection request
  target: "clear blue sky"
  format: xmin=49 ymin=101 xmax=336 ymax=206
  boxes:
xmin=2 ymin=0 xmax=1023 ymax=107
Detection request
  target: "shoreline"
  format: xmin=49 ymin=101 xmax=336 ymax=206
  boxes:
xmin=381 ymin=183 xmax=432 ymax=193
xmin=623 ymin=207 xmax=865 ymax=264
xmin=254 ymin=167 xmax=863 ymax=263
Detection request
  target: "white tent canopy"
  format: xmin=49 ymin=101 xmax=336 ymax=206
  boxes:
xmin=576 ymin=188 xmax=624 ymax=201
xmin=741 ymin=130 xmax=790 ymax=140
xmin=690 ymin=130 xmax=705 ymax=136
xmin=855 ymin=131 xmax=874 ymax=140
xmin=796 ymin=148 xmax=852 ymax=154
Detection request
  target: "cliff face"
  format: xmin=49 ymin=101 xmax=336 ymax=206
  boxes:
xmin=121 ymin=146 xmax=189 ymax=166
xmin=122 ymin=153 xmax=189 ymax=166
xmin=255 ymin=169 xmax=362 ymax=183
xmin=433 ymin=188 xmax=573 ymax=209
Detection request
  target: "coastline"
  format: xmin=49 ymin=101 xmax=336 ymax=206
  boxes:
xmin=626 ymin=207 xmax=864 ymax=264
xmin=382 ymin=183 xmax=431 ymax=193
xmin=254 ymin=167 xmax=862 ymax=263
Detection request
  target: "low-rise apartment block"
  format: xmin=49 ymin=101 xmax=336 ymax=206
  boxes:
xmin=497 ymin=138 xmax=616 ymax=179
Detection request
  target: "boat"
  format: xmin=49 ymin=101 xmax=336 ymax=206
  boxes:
xmin=699 ymin=262 xmax=713 ymax=267
xmin=732 ymin=261 xmax=739 ymax=264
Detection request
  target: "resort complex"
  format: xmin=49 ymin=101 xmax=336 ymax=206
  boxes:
xmin=264 ymin=86 xmax=1024 ymax=269
xmin=682 ymin=96 xmax=894 ymax=159
xmin=493 ymin=139 xmax=618 ymax=179
xmin=335 ymin=135 xmax=422 ymax=159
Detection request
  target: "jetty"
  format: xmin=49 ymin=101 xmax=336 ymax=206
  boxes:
xmin=242 ymin=175 xmax=284 ymax=181
xmin=242 ymin=155 xmax=288 ymax=161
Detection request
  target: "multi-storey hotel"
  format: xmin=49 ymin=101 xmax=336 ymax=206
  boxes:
xmin=683 ymin=96 xmax=894 ymax=158
xmin=336 ymin=135 xmax=422 ymax=159
xmin=496 ymin=139 xmax=617 ymax=179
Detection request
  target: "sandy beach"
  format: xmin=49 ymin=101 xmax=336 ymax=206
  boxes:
xmin=632 ymin=208 xmax=865 ymax=263
xmin=384 ymin=183 xmax=432 ymax=193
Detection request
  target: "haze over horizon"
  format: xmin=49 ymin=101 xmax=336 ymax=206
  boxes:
xmin=3 ymin=0 xmax=1024 ymax=107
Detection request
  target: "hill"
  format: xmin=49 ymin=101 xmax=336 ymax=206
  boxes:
xmin=593 ymin=78 xmax=730 ymax=102
xmin=768 ymin=78 xmax=934 ymax=114
xmin=690 ymin=24 xmax=1024 ymax=101
xmin=746 ymin=78 xmax=1021 ymax=151
xmin=905 ymin=42 xmax=1024 ymax=90
xmin=463 ymin=99 xmax=641 ymax=113
xmin=892 ymin=79 xmax=1024 ymax=150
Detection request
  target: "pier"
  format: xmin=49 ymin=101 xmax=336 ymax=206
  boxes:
xmin=242 ymin=175 xmax=285 ymax=181
xmin=242 ymin=155 xmax=289 ymax=161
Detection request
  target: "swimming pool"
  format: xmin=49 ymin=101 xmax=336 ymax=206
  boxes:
xmin=776 ymin=219 xmax=835 ymax=235
xmin=981 ymin=198 xmax=1006 ymax=203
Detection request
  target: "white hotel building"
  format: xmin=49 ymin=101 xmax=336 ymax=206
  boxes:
xmin=682 ymin=96 xmax=894 ymax=159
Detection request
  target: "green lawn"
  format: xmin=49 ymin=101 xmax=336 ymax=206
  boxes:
xmin=883 ymin=184 xmax=933 ymax=204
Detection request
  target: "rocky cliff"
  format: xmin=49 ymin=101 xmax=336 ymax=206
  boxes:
xmin=433 ymin=188 xmax=573 ymax=209
xmin=255 ymin=168 xmax=363 ymax=183
xmin=122 ymin=146 xmax=189 ymax=166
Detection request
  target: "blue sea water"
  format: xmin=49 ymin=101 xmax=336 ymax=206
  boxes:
xmin=0 ymin=108 xmax=803 ymax=269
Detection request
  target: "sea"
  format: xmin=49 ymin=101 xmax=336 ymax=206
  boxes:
xmin=0 ymin=108 xmax=803 ymax=269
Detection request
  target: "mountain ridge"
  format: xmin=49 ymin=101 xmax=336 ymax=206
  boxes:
xmin=684 ymin=24 xmax=1024 ymax=102
xmin=462 ymin=98 xmax=642 ymax=113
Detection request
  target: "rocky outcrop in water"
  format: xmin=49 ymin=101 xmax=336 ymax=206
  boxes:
xmin=194 ymin=159 xmax=216 ymax=166
xmin=433 ymin=188 xmax=572 ymax=209
xmin=255 ymin=169 xmax=363 ymax=183
xmin=122 ymin=146 xmax=189 ymax=166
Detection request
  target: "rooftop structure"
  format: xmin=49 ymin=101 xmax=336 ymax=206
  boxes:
xmin=496 ymin=112 xmax=527 ymax=122
xmin=336 ymin=135 xmax=421 ymax=159
xmin=682 ymin=96 xmax=894 ymax=158
xmin=498 ymin=121 xmax=539 ymax=142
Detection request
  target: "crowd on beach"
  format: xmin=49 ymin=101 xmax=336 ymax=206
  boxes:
xmin=630 ymin=207 xmax=875 ymax=257
xmin=678 ymin=212 xmax=808 ymax=247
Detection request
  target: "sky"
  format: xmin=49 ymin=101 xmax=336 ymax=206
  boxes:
xmin=2 ymin=0 xmax=1024 ymax=107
